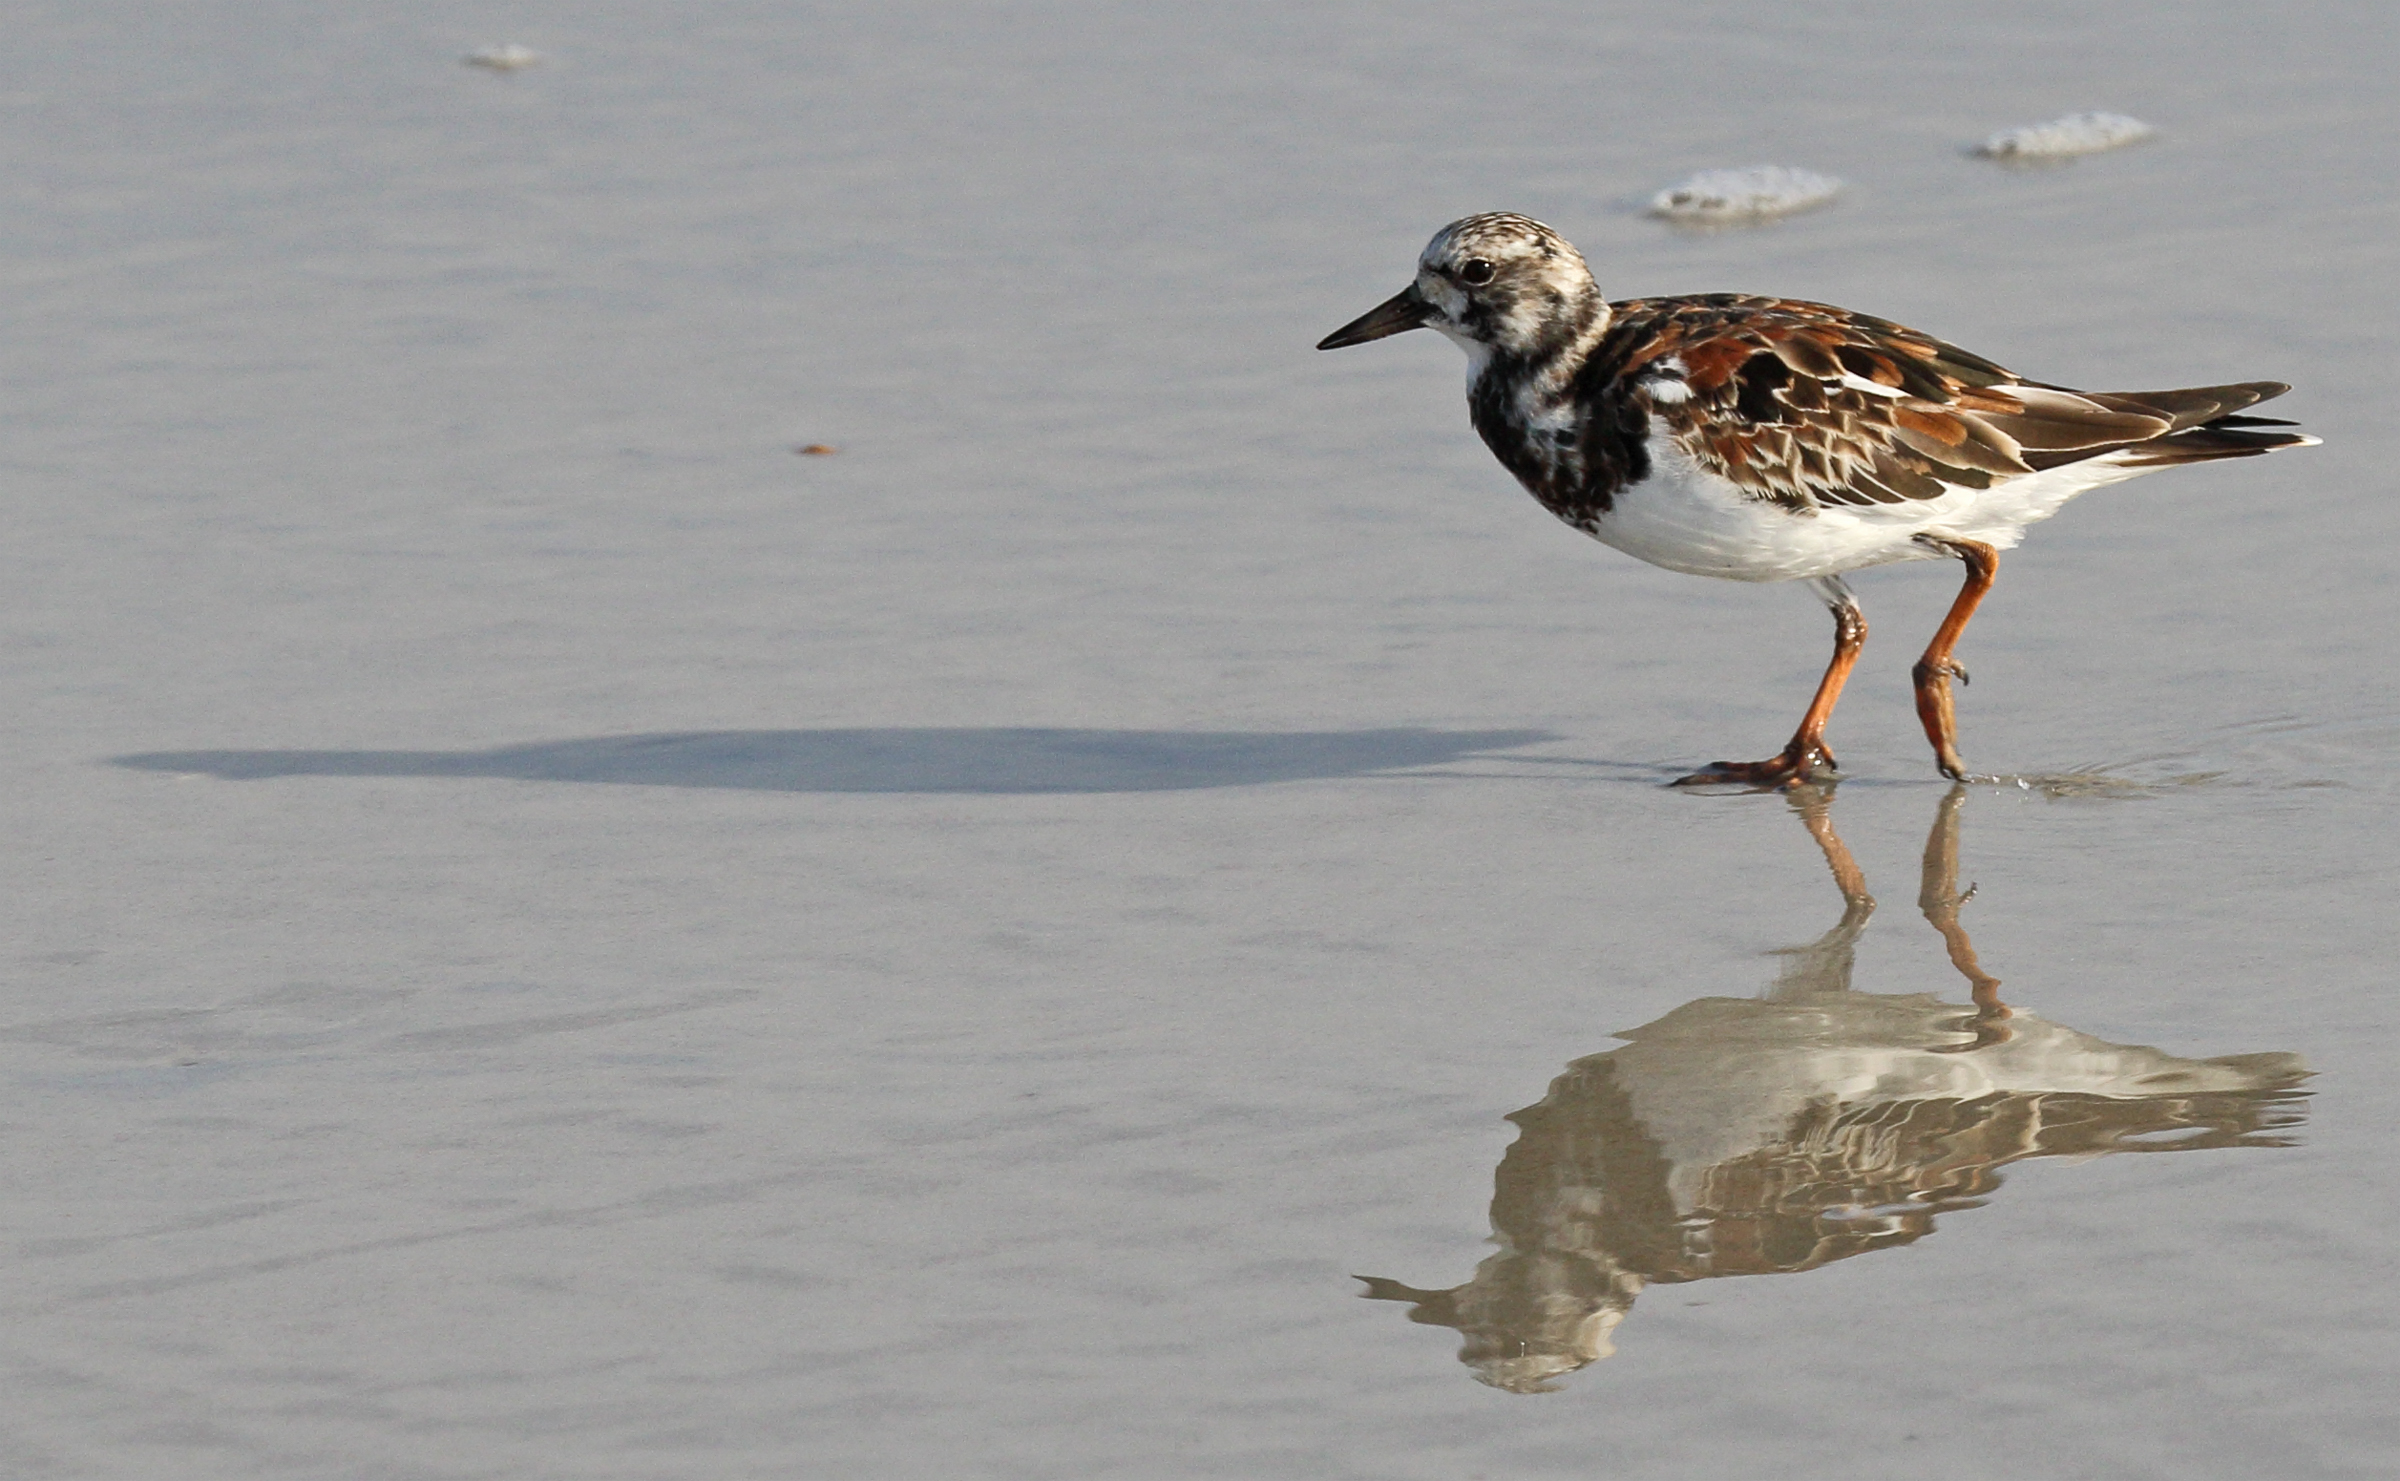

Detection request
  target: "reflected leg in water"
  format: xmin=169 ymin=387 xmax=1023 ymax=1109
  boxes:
xmin=1358 ymin=784 xmax=2309 ymax=1391
xmin=1920 ymin=783 xmax=2010 ymax=1048
xmin=1766 ymin=782 xmax=1873 ymax=999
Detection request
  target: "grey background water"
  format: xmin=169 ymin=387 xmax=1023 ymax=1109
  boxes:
xmin=4 ymin=3 xmax=2395 ymax=1476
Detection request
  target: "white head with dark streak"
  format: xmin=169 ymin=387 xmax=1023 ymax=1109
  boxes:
xmin=1317 ymin=213 xmax=1610 ymax=379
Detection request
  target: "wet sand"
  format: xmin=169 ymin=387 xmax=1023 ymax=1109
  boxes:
xmin=2 ymin=4 xmax=2394 ymax=1476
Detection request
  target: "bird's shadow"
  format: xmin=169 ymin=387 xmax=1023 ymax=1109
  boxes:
xmin=110 ymin=727 xmax=1579 ymax=795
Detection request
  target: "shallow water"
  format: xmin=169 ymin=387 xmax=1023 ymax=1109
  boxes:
xmin=3 ymin=4 xmax=2395 ymax=1477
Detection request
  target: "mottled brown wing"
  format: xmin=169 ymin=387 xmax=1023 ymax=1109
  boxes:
xmin=1610 ymin=297 xmax=2176 ymax=510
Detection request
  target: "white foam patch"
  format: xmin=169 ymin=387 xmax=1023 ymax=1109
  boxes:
xmin=464 ymin=44 xmax=543 ymax=72
xmin=1647 ymin=166 xmax=1842 ymax=224
xmin=1977 ymin=111 xmax=2155 ymax=159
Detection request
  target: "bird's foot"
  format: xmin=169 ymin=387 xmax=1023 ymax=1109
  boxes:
xmin=1912 ymin=656 xmax=1971 ymax=779
xmin=1671 ymin=739 xmax=1836 ymax=790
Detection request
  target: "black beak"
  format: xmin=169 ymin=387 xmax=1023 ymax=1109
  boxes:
xmin=1317 ymin=285 xmax=1432 ymax=350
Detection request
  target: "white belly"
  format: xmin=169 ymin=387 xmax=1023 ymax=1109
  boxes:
xmin=1585 ymin=432 xmax=2160 ymax=583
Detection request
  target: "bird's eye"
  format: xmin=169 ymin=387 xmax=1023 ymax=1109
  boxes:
xmin=1458 ymin=258 xmax=1496 ymax=286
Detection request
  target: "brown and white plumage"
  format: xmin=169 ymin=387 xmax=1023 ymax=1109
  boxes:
xmin=1615 ymin=297 xmax=2297 ymax=509
xmin=1317 ymin=213 xmax=2317 ymax=785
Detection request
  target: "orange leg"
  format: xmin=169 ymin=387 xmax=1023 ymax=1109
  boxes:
xmin=1911 ymin=538 xmax=2000 ymax=781
xmin=1676 ymin=579 xmax=1864 ymax=789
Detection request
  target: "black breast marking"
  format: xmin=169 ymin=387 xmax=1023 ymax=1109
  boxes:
xmin=1468 ymin=361 xmax=1651 ymax=529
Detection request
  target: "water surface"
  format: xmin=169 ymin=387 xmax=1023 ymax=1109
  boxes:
xmin=2 ymin=4 xmax=2393 ymax=1477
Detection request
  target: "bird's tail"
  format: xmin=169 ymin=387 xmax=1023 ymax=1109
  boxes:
xmin=2023 ymin=380 xmax=2317 ymax=470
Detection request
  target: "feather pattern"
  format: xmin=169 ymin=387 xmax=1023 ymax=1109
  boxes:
xmin=1556 ymin=294 xmax=2301 ymax=520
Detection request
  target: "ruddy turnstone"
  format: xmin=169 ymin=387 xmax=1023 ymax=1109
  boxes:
xmin=1318 ymin=213 xmax=2318 ymax=785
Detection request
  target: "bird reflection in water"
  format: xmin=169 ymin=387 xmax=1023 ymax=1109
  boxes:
xmin=1359 ymin=785 xmax=2308 ymax=1393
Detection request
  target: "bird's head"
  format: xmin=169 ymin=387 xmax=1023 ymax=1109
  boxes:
xmin=1317 ymin=213 xmax=1606 ymax=373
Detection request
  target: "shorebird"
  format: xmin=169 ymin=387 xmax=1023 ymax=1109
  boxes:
xmin=1318 ymin=213 xmax=2317 ymax=786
